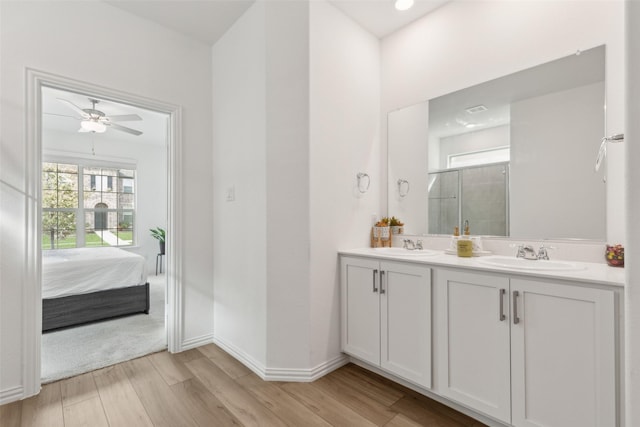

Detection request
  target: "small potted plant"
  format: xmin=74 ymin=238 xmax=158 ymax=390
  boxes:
xmin=373 ymin=217 xmax=390 ymax=240
xmin=150 ymin=227 xmax=166 ymax=255
xmin=389 ymin=216 xmax=404 ymax=234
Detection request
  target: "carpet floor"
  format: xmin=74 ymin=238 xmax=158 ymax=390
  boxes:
xmin=41 ymin=274 xmax=166 ymax=383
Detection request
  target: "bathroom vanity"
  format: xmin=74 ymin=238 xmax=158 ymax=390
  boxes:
xmin=339 ymin=248 xmax=624 ymax=427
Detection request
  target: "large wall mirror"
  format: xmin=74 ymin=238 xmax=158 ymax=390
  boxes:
xmin=388 ymin=45 xmax=606 ymax=240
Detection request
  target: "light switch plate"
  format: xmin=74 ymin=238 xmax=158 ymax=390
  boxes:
xmin=226 ymin=185 xmax=235 ymax=202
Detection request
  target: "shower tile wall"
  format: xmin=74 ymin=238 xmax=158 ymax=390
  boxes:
xmin=428 ymin=170 xmax=459 ymax=235
xmin=428 ymin=164 xmax=508 ymax=236
xmin=461 ymin=164 xmax=508 ymax=236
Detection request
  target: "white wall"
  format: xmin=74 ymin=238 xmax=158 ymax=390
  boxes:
xmin=212 ymin=0 xmax=380 ymax=373
xmin=388 ymin=103 xmax=429 ymax=235
xmin=381 ymin=0 xmax=626 ymax=243
xmin=309 ymin=0 xmax=381 ymax=367
xmin=212 ymin=1 xmax=268 ymax=369
xmin=42 ymin=130 xmax=168 ymax=273
xmin=265 ymin=0 xmax=312 ymax=370
xmin=212 ymin=1 xmax=313 ymax=372
xmin=625 ymin=0 xmax=640 ymax=424
xmin=0 ymin=1 xmax=213 ymax=401
xmin=510 ymin=82 xmax=605 ymax=239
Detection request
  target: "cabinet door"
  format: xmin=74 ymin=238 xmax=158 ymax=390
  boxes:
xmin=510 ymin=279 xmax=616 ymax=427
xmin=436 ymin=269 xmax=511 ymax=423
xmin=340 ymin=257 xmax=381 ymax=365
xmin=380 ymin=261 xmax=431 ymax=388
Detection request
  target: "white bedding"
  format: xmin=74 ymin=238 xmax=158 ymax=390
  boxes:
xmin=42 ymin=247 xmax=148 ymax=299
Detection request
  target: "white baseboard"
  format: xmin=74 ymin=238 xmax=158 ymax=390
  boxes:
xmin=180 ymin=334 xmax=215 ymax=352
xmin=263 ymin=354 xmax=349 ymax=382
xmin=0 ymin=386 xmax=24 ymax=405
xmin=212 ymin=336 xmax=349 ymax=382
xmin=212 ymin=336 xmax=267 ymax=378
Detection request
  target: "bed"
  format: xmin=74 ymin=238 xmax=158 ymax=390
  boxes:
xmin=42 ymin=247 xmax=149 ymax=332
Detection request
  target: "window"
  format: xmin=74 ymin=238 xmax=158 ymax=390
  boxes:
xmin=42 ymin=162 xmax=136 ymax=249
xmin=448 ymin=146 xmax=510 ymax=169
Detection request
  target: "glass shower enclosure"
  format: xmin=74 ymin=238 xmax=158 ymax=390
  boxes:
xmin=428 ymin=162 xmax=509 ymax=236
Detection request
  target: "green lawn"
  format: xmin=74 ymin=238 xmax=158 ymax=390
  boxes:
xmin=117 ymin=231 xmax=133 ymax=241
xmin=42 ymin=233 xmax=78 ymax=250
xmin=85 ymin=233 xmax=108 ymax=247
xmin=43 ymin=231 xmax=132 ymax=249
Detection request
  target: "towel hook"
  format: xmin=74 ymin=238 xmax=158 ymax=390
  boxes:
xmin=397 ymin=179 xmax=410 ymax=197
xmin=595 ymin=133 xmax=624 ymax=172
xmin=357 ymin=173 xmax=370 ymax=193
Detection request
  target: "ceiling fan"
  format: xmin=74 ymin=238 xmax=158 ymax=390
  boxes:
xmin=56 ymin=98 xmax=143 ymax=136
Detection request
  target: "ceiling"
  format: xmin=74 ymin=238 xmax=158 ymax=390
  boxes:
xmin=103 ymin=0 xmax=255 ymax=45
xmin=42 ymin=86 xmax=169 ymax=146
xmin=43 ymin=1 xmax=447 ymax=144
xmin=104 ymin=0 xmax=449 ymax=45
xmin=329 ymin=0 xmax=449 ymax=38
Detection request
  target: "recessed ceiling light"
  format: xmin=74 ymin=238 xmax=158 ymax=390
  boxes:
xmin=455 ymin=118 xmax=481 ymax=129
xmin=395 ymin=0 xmax=414 ymax=11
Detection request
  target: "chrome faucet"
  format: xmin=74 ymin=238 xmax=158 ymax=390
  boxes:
xmin=402 ymin=239 xmax=423 ymax=251
xmin=516 ymin=243 xmax=554 ymax=260
xmin=516 ymin=244 xmax=538 ymax=260
xmin=403 ymin=239 xmax=416 ymax=250
xmin=537 ymin=244 xmax=554 ymax=260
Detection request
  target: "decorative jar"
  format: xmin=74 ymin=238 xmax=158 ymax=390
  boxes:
xmin=605 ymin=244 xmax=624 ymax=267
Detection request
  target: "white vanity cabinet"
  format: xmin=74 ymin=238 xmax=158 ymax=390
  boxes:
xmin=509 ymin=278 xmax=616 ymax=427
xmin=436 ymin=269 xmax=617 ymax=427
xmin=340 ymin=256 xmax=432 ymax=388
xmin=435 ymin=269 xmax=512 ymax=422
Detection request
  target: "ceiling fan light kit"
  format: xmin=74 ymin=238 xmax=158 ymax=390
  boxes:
xmin=80 ymin=119 xmax=107 ymax=133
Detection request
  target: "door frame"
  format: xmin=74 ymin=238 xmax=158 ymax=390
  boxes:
xmin=23 ymin=68 xmax=184 ymax=396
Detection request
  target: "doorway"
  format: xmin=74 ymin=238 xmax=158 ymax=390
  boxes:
xmin=40 ymin=85 xmax=172 ymax=382
xmin=94 ymin=203 xmax=108 ymax=230
xmin=24 ymin=69 xmax=183 ymax=391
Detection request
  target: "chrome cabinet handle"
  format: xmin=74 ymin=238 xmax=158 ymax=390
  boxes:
xmin=373 ymin=269 xmax=378 ymax=293
xmin=499 ymin=289 xmax=506 ymax=321
xmin=380 ymin=271 xmax=386 ymax=294
xmin=513 ymin=291 xmax=520 ymax=324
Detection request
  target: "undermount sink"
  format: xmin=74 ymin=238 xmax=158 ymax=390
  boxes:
xmin=477 ymin=256 xmax=585 ymax=271
xmin=372 ymin=247 xmax=439 ymax=257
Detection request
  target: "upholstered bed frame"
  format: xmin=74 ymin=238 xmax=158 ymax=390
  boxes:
xmin=42 ymin=247 xmax=151 ymax=332
xmin=42 ymin=282 xmax=150 ymax=332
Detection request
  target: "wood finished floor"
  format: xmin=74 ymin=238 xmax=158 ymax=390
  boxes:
xmin=0 ymin=344 xmax=487 ymax=427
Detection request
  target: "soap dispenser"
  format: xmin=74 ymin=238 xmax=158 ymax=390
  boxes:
xmin=455 ymin=220 xmax=471 ymax=257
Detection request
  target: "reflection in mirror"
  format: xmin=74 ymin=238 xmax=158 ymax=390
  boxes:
xmin=388 ymin=102 xmax=429 ymax=235
xmin=429 ymin=163 xmax=509 ymax=236
xmin=388 ymin=45 xmax=606 ymax=240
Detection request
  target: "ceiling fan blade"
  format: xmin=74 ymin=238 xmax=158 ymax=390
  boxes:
xmin=106 ymin=114 xmax=142 ymax=122
xmin=44 ymin=112 xmax=83 ymax=120
xmin=108 ymin=122 xmax=143 ymax=136
xmin=57 ymin=98 xmax=90 ymax=119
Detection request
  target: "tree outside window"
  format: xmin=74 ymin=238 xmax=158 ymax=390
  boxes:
xmin=42 ymin=162 xmax=136 ymax=249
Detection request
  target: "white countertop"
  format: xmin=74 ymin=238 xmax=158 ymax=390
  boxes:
xmin=339 ymin=248 xmax=625 ymax=288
